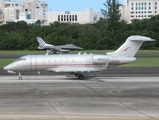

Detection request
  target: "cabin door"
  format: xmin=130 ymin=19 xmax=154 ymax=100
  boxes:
xmin=31 ymin=57 xmax=37 ymax=70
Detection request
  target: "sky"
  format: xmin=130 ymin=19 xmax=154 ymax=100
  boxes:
xmin=44 ymin=0 xmax=124 ymax=12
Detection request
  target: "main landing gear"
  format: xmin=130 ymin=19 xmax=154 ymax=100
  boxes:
xmin=75 ymin=74 xmax=85 ymax=80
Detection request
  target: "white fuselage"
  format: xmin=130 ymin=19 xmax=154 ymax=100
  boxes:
xmin=3 ymin=54 xmax=136 ymax=72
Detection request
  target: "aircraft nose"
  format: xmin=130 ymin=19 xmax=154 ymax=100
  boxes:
xmin=3 ymin=64 xmax=12 ymax=70
xmin=3 ymin=65 xmax=9 ymax=70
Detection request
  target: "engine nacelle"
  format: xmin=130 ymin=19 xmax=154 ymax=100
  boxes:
xmin=92 ymin=55 xmax=109 ymax=64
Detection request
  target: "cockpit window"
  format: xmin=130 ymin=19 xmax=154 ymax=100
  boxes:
xmin=16 ymin=58 xmax=26 ymax=61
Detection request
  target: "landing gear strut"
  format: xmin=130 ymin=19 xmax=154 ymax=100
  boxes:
xmin=18 ymin=72 xmax=22 ymax=80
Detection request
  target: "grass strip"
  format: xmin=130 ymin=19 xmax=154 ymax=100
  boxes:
xmin=122 ymin=58 xmax=159 ymax=67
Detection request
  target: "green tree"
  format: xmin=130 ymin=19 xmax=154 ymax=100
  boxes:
xmin=101 ymin=0 xmax=121 ymax=33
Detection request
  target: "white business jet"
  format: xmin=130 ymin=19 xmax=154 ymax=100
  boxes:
xmin=3 ymin=35 xmax=154 ymax=80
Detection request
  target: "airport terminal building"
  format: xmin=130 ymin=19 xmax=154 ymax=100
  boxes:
xmin=46 ymin=8 xmax=101 ymax=25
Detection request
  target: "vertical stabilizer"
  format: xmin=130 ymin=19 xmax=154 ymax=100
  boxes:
xmin=37 ymin=37 xmax=46 ymax=46
xmin=107 ymin=35 xmax=154 ymax=57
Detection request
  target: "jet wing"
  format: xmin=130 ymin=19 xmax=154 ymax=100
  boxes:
xmin=100 ymin=59 xmax=109 ymax=71
xmin=58 ymin=44 xmax=83 ymax=50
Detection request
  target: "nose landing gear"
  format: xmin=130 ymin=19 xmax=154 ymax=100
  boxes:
xmin=18 ymin=72 xmax=22 ymax=80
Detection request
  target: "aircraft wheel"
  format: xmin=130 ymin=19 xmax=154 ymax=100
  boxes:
xmin=78 ymin=75 xmax=84 ymax=80
xmin=19 ymin=76 xmax=22 ymax=80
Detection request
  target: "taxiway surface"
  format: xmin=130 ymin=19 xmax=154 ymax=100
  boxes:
xmin=0 ymin=75 xmax=159 ymax=120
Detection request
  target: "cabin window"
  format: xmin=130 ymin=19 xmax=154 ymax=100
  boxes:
xmin=16 ymin=58 xmax=26 ymax=61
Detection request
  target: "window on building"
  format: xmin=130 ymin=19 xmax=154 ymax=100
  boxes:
xmin=58 ymin=15 xmax=60 ymax=21
xmin=67 ymin=15 xmax=69 ymax=21
xmin=26 ymin=14 xmax=30 ymax=19
xmin=130 ymin=15 xmax=134 ymax=18
xmin=148 ymin=11 xmax=152 ymax=13
xmin=70 ymin=15 xmax=71 ymax=21
xmin=75 ymin=15 xmax=77 ymax=21
xmin=61 ymin=15 xmax=63 ymax=21
xmin=131 ymin=7 xmax=133 ymax=10
xmin=130 ymin=11 xmax=134 ymax=14
xmin=155 ymin=11 xmax=157 ymax=13
xmin=5 ymin=4 xmax=10 ymax=7
xmin=16 ymin=10 xmax=19 ymax=19
xmin=93 ymin=15 xmax=97 ymax=21
xmin=72 ymin=15 xmax=74 ymax=21
xmin=149 ymin=2 xmax=151 ymax=5
xmin=64 ymin=15 xmax=66 ymax=21
xmin=155 ymin=7 xmax=157 ymax=10
xmin=155 ymin=2 xmax=157 ymax=5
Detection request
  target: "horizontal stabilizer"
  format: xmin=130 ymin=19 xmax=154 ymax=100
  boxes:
xmin=128 ymin=35 xmax=155 ymax=42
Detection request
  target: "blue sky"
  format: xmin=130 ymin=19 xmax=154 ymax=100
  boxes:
xmin=44 ymin=0 xmax=124 ymax=12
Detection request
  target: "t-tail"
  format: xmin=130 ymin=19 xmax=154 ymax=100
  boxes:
xmin=107 ymin=35 xmax=155 ymax=57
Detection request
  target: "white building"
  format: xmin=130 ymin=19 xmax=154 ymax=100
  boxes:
xmin=46 ymin=8 xmax=101 ymax=25
xmin=0 ymin=0 xmax=48 ymax=24
xmin=123 ymin=0 xmax=159 ymax=23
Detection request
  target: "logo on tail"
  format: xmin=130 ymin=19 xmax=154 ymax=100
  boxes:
xmin=37 ymin=37 xmax=46 ymax=46
xmin=122 ymin=46 xmax=131 ymax=51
